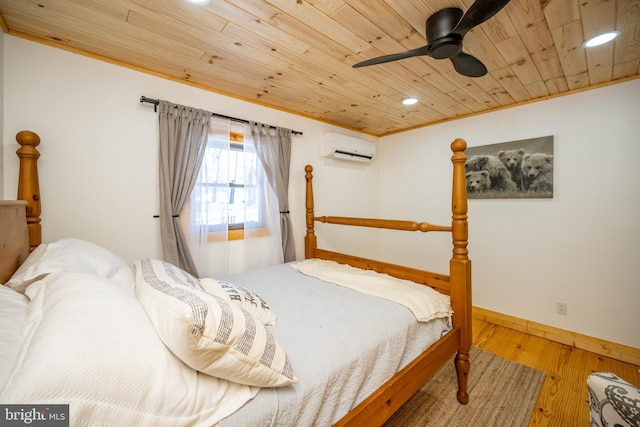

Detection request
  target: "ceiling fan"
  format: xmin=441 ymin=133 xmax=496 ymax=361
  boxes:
xmin=352 ymin=0 xmax=511 ymax=77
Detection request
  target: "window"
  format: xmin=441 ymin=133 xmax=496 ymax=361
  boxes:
xmin=190 ymin=128 xmax=268 ymax=240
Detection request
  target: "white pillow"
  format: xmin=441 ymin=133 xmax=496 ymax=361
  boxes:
xmin=0 ymin=272 xmax=258 ymax=426
xmin=5 ymin=238 xmax=133 ymax=293
xmin=0 ymin=285 xmax=29 ymax=389
xmin=134 ymin=259 xmax=297 ymax=387
xmin=200 ymin=278 xmax=277 ymax=326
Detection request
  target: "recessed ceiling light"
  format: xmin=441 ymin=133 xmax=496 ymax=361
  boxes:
xmin=402 ymin=97 xmax=418 ymax=106
xmin=583 ymin=31 xmax=620 ymax=47
xmin=185 ymin=0 xmax=211 ymax=5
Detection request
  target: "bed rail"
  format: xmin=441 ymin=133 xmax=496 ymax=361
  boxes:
xmin=314 ymin=216 xmax=452 ymax=232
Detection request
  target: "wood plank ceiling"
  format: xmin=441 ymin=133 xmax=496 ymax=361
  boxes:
xmin=0 ymin=0 xmax=638 ymax=136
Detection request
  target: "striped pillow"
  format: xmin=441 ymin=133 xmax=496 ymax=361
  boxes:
xmin=134 ymin=259 xmax=296 ymax=388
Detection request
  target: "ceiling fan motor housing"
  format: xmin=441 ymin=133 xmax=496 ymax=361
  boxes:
xmin=426 ymin=8 xmax=464 ymax=59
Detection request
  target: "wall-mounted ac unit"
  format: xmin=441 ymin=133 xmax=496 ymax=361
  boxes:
xmin=322 ymin=132 xmax=376 ymax=163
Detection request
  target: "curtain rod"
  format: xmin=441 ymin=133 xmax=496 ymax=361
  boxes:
xmin=140 ymin=96 xmax=303 ymax=136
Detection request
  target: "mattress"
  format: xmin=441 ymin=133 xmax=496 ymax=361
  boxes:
xmin=218 ymin=262 xmax=452 ymax=427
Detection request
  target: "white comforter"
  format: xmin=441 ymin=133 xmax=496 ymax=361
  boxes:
xmin=291 ymin=259 xmax=453 ymax=322
xmin=219 ymin=262 xmax=451 ymax=427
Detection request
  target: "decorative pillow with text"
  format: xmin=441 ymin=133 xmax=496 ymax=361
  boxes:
xmin=200 ymin=278 xmax=276 ymax=326
xmin=134 ymin=259 xmax=296 ymax=387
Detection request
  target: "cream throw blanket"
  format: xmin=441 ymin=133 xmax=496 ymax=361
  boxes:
xmin=290 ymin=259 xmax=452 ymax=322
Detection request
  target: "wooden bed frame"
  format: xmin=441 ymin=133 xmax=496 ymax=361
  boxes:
xmin=305 ymin=139 xmax=471 ymax=426
xmin=5 ymin=130 xmax=471 ymax=427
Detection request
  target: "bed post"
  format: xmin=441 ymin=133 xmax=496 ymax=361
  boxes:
xmin=16 ymin=130 xmax=42 ymax=250
xmin=304 ymin=165 xmax=317 ymax=259
xmin=450 ymin=138 xmax=471 ymax=404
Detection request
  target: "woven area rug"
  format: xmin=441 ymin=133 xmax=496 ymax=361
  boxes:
xmin=383 ymin=347 xmax=546 ymax=427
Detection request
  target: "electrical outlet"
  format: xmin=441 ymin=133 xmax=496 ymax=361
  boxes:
xmin=556 ymin=302 xmax=568 ymax=315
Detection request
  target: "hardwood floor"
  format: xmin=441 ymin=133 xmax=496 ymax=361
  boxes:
xmin=472 ymin=318 xmax=640 ymax=426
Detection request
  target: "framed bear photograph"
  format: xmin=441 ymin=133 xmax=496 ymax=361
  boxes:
xmin=465 ymin=135 xmax=554 ymax=199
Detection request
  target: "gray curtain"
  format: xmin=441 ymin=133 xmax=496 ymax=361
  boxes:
xmin=250 ymin=121 xmax=295 ymax=262
xmin=158 ymin=100 xmax=211 ymax=276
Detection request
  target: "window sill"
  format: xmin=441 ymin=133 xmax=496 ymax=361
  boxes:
xmin=207 ymin=227 xmax=271 ymax=242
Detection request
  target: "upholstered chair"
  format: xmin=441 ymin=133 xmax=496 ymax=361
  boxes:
xmin=587 ymin=372 xmax=640 ymax=427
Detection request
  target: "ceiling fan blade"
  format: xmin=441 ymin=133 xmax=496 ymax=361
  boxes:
xmin=353 ymin=45 xmax=430 ymax=68
xmin=450 ymin=52 xmax=488 ymax=77
xmin=452 ymin=0 xmax=511 ymax=38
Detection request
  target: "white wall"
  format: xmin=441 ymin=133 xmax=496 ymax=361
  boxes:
xmin=380 ymin=79 xmax=640 ymax=349
xmin=2 ymin=35 xmax=379 ymax=266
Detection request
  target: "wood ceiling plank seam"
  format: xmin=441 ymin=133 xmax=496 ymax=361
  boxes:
xmin=579 ymin=0 xmax=618 ymax=85
xmin=225 ymin=6 xmax=402 ymax=101
xmin=208 ymin=3 xmax=311 ymax=56
xmin=483 ymin=4 xmax=519 ymax=44
xmin=443 ymin=89 xmax=485 ymax=113
xmin=377 ymin=70 xmax=464 ymax=112
xmin=266 ymin=0 xmax=370 ymax=54
xmin=382 ymin=0 xmax=438 ymax=37
xmin=48 ymin=0 xmax=130 ymax=22
xmin=211 ymin=3 xmax=403 ymax=102
xmin=529 ymin=53 xmax=565 ymax=92
xmin=462 ymin=28 xmax=509 ymax=71
xmin=451 ymin=81 xmax=503 ymax=110
xmin=491 ymin=65 xmax=533 ymax=102
xmin=353 ymin=57 xmax=464 ymax=109
xmin=579 ymin=0 xmax=618 ymax=39
xmin=418 ymin=0 xmax=468 ymax=15
xmin=331 ymin=4 xmax=411 ymax=59
xmin=219 ymin=23 xmax=412 ymax=116
xmin=612 ymin=59 xmax=640 ymax=79
xmin=4 ymin=2 xmax=206 ymax=60
xmin=614 ymin=0 xmax=640 ymax=63
xmin=366 ymin=45 xmax=493 ymax=106
xmin=471 ymin=73 xmax=517 ymax=106
xmin=6 ymin=14 xmax=206 ymax=68
xmin=550 ymin=20 xmax=589 ymax=90
xmin=495 ymin=36 xmax=544 ymax=86
xmin=542 ymin=76 xmax=570 ymax=95
xmin=199 ymin=60 xmax=365 ymax=111
xmin=524 ymin=80 xmax=552 ymax=98
xmin=436 ymin=63 xmax=510 ymax=109
xmin=335 ymin=11 xmax=459 ymax=90
xmin=502 ymin=0 xmax=557 ymax=92
xmin=236 ymin=63 xmax=410 ymax=122
xmin=586 ymin=44 xmax=616 ymax=84
xmin=130 ymin=0 xmax=227 ymax=31
xmin=304 ymin=0 xmax=346 ymax=16
xmin=230 ymin=0 xmax=365 ymax=70
xmin=508 ymin=0 xmax=557 ymax=55
xmin=303 ymin=48 xmax=400 ymax=97
xmin=342 ymin=0 xmax=419 ymax=45
xmin=542 ymin=0 xmax=581 ymax=30
xmin=126 ymin=10 xmax=232 ymax=57
xmin=339 ymin=0 xmax=456 ymax=81
xmin=439 ymin=72 xmax=501 ymax=111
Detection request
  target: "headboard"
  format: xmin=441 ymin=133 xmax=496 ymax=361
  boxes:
xmin=0 ymin=130 xmax=42 ymax=283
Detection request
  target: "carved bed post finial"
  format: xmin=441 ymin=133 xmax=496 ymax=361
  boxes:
xmin=304 ymin=165 xmax=317 ymax=259
xmin=16 ymin=130 xmax=42 ymax=250
xmin=450 ymin=138 xmax=472 ymax=404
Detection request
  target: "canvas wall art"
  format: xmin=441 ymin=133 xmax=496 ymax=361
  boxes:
xmin=465 ymin=136 xmax=554 ymax=199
